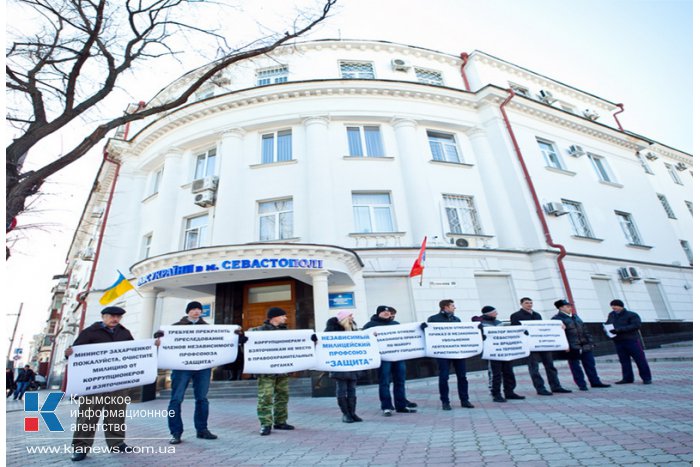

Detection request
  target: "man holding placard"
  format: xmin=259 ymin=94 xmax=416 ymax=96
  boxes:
xmin=64 ymin=306 xmax=134 ymax=462
xmin=510 ymin=298 xmax=572 ymax=396
xmin=426 ymin=299 xmax=473 ymax=410
xmin=605 ymin=299 xmax=652 ymax=385
xmin=155 ymin=301 xmax=218 ymax=445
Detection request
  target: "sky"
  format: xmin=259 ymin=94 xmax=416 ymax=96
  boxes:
xmin=4 ymin=0 xmax=694 ymax=366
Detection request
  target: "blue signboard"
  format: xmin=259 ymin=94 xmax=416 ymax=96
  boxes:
xmin=329 ymin=292 xmax=355 ymax=309
xmin=201 ymin=303 xmax=212 ymax=318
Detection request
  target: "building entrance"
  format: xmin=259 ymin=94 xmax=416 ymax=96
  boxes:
xmin=242 ymin=280 xmax=296 ymax=330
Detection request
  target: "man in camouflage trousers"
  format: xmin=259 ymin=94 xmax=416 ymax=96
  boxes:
xmin=250 ymin=307 xmax=295 ymax=436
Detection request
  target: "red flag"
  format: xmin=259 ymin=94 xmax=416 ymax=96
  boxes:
xmin=409 ymin=236 xmax=427 ymax=278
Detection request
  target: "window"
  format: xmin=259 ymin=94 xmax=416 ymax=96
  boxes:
xmin=657 ymin=194 xmax=676 ymax=219
xmin=256 ymin=66 xmax=288 ymax=86
xmin=194 ymin=148 xmax=217 ymax=179
xmin=141 ymin=233 xmax=152 ymax=259
xmin=149 ymin=167 xmax=163 ymax=196
xmin=562 ymin=200 xmax=595 ymax=238
xmin=261 ymin=130 xmax=292 ymax=164
xmin=588 ymin=154 xmax=616 ymax=183
xmin=680 ymin=240 xmax=693 ymax=264
xmin=195 ymin=87 xmax=214 ymax=101
xmin=415 ymin=68 xmax=444 ymax=86
xmin=559 ymin=102 xmax=577 ymax=114
xmin=428 ymin=131 xmax=461 ymax=163
xmin=615 ymin=211 xmax=643 ymax=245
xmin=258 ymin=198 xmax=293 ymax=241
xmin=537 ymin=139 xmax=565 ymax=170
xmin=340 ymin=61 xmax=375 ymax=79
xmin=636 ymin=153 xmax=654 ymax=174
xmin=443 ymin=195 xmax=482 ymax=234
xmin=183 ymin=214 xmax=208 ymax=250
xmin=665 ymin=163 xmax=683 ymax=185
xmin=346 ymin=126 xmax=384 ymax=157
xmin=685 ymin=201 xmax=693 ymax=216
xmin=352 ymin=193 xmax=395 ymax=233
xmin=509 ymin=82 xmax=531 ymax=97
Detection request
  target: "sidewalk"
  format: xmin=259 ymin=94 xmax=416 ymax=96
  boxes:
xmin=6 ymin=343 xmax=692 ymax=466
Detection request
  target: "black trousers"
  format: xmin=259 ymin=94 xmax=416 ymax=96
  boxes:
xmin=527 ymin=351 xmax=564 ymax=391
xmin=488 ymin=360 xmax=516 ymax=396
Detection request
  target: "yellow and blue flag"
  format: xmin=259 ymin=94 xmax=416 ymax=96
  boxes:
xmin=99 ymin=272 xmax=135 ymax=305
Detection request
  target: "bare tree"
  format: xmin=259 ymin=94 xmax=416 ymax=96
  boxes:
xmin=6 ymin=0 xmax=336 ymax=251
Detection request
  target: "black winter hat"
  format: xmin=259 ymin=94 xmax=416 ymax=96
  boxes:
xmin=610 ymin=299 xmax=625 ymax=307
xmin=554 ymin=299 xmax=570 ymax=309
xmin=101 ymin=306 xmax=126 ymax=315
xmin=267 ymin=307 xmax=287 ymax=320
xmin=481 ymin=306 xmax=496 ymax=314
xmin=376 ymin=305 xmax=392 ymax=315
xmin=186 ymin=301 xmax=203 ymax=313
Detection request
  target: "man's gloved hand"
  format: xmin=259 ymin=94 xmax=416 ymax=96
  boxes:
xmin=311 ymin=334 xmax=318 ymax=343
xmin=610 ymin=329 xmax=618 ymax=334
xmin=420 ymin=322 xmax=428 ymax=330
xmin=238 ymin=335 xmax=249 ymax=344
xmin=153 ymin=330 xmax=165 ymax=338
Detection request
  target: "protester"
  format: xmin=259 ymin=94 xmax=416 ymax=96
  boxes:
xmin=12 ymin=365 xmax=34 ymax=400
xmin=426 ymin=299 xmax=473 ymax=410
xmin=64 ymin=306 xmax=134 ymax=462
xmin=605 ymin=299 xmax=652 ymax=385
xmin=474 ymin=306 xmax=526 ymax=403
xmin=250 ymin=307 xmax=296 ymax=435
xmin=363 ymin=306 xmax=416 ymax=416
xmin=552 ymin=299 xmax=611 ymax=391
xmin=324 ymin=310 xmax=363 ymax=423
xmin=510 ymin=298 xmax=572 ymax=395
xmin=154 ymin=301 xmax=218 ymax=445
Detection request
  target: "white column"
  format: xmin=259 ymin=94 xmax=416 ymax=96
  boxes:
xmin=392 ymin=118 xmax=442 ymax=244
xmin=212 ymin=128 xmax=246 ymax=245
xmin=153 ymin=149 xmax=183 ymax=254
xmin=137 ymin=290 xmax=158 ymax=339
xmin=303 ymin=116 xmax=335 ymax=244
xmin=309 ymin=270 xmax=331 ymax=332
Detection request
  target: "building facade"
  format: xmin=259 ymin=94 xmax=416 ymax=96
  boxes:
xmin=44 ymin=40 xmax=692 ymax=384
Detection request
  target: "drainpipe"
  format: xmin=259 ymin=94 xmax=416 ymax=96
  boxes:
xmin=499 ymin=89 xmax=576 ymax=309
xmin=612 ymin=103 xmax=625 ymax=132
xmin=459 ymin=52 xmax=471 ymax=92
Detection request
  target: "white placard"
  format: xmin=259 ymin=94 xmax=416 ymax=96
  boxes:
xmin=371 ymin=323 xmax=426 ymax=362
xmin=66 ymin=339 xmax=157 ymax=396
xmin=603 ymin=323 xmax=616 ymax=339
xmin=520 ymin=320 xmax=569 ymax=351
xmin=481 ymin=326 xmax=531 ymax=361
xmin=244 ymin=329 xmax=316 ymax=374
xmin=314 ymin=332 xmax=381 ymax=372
xmin=425 ymin=323 xmax=483 ymax=359
xmin=157 ymin=325 xmax=239 ymax=370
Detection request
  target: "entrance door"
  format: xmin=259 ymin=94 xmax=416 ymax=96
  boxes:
xmin=242 ymin=281 xmax=296 ymax=331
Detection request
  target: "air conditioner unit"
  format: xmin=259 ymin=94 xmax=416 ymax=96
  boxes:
xmin=568 ymin=145 xmax=585 ymax=157
xmin=675 ymin=162 xmax=688 ymax=172
xmin=644 ymin=151 xmax=658 ymax=161
xmin=80 ymin=248 xmax=95 ymax=261
xmin=618 ymin=266 xmax=641 ymax=281
xmin=455 ymin=238 xmax=469 ymax=248
xmin=583 ymin=109 xmax=600 ymax=121
xmin=538 ymin=90 xmax=556 ymax=104
xmin=543 ymin=202 xmax=568 ymax=216
xmin=191 ymin=176 xmax=219 ymax=193
xmin=391 ymin=58 xmax=411 ymax=71
xmin=194 ymin=191 xmax=216 ymax=207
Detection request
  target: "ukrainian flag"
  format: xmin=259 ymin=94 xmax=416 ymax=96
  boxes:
xmin=99 ymin=272 xmax=135 ymax=305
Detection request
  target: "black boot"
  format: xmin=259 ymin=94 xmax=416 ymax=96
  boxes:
xmin=337 ymin=397 xmax=354 ymax=423
xmin=348 ymin=396 xmax=363 ymax=422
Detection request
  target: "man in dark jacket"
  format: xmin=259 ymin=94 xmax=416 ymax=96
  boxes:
xmin=250 ymin=307 xmax=296 ymax=436
xmin=12 ymin=365 xmax=35 ymax=400
xmin=65 ymin=306 xmax=134 ymax=461
xmin=363 ymin=306 xmax=416 ymax=416
xmin=155 ymin=301 xmax=218 ymax=445
xmin=6 ymin=368 xmax=15 ymax=398
xmin=605 ymin=299 xmax=652 ymax=385
xmin=510 ymin=297 xmax=571 ymax=396
xmin=426 ymin=299 xmax=473 ymax=410
xmin=552 ymin=299 xmax=610 ymax=391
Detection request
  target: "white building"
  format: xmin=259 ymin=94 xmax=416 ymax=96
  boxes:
xmin=47 ymin=40 xmax=692 ymax=371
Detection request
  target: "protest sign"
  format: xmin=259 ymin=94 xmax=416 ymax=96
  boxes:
xmin=66 ymin=339 xmax=157 ymax=396
xmin=424 ymin=323 xmax=483 ymax=359
xmin=371 ymin=323 xmax=426 ymax=362
xmin=244 ymin=329 xmax=316 ymax=374
xmin=157 ymin=324 xmax=239 ymax=370
xmin=481 ymin=326 xmax=530 ymax=361
xmin=314 ymin=332 xmax=381 ymax=372
xmin=520 ymin=320 xmax=569 ymax=351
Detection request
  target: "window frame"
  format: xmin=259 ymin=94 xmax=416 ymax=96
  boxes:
xmin=442 ymin=194 xmax=483 ymax=235
xmin=257 ymin=197 xmax=294 ymax=241
xmin=665 ymin=163 xmax=683 ymax=185
xmin=588 ymin=153 xmax=616 ymax=183
xmin=149 ymin=167 xmax=163 ymax=196
xmin=537 ymin=138 xmax=566 ymax=170
xmin=427 ymin=130 xmax=462 ymax=163
xmin=183 ymin=214 xmax=209 ymax=250
xmin=339 ymin=61 xmax=375 ymax=79
xmin=680 ymin=240 xmax=693 ymax=265
xmin=256 ymin=65 xmax=289 ymax=86
xmin=260 ymin=129 xmax=293 ymax=164
xmin=141 ymin=233 xmax=153 ymax=259
xmin=508 ymin=82 xmax=531 ymax=98
xmin=351 ymin=192 xmax=396 ymax=233
xmin=562 ymin=199 xmax=595 ymax=238
xmin=636 ymin=153 xmax=654 ymax=174
xmin=685 ymin=201 xmax=693 ymax=216
xmin=193 ymin=148 xmax=217 ymax=180
xmin=415 ymin=67 xmax=444 ymax=86
xmin=345 ymin=125 xmax=385 ymax=157
xmin=657 ymin=194 xmax=676 ymax=219
xmin=615 ymin=211 xmax=644 ymax=246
